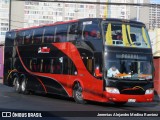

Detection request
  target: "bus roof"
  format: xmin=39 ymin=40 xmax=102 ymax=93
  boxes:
xmin=9 ymin=18 xmax=145 ymax=32
xmin=13 ymin=19 xmax=78 ymax=32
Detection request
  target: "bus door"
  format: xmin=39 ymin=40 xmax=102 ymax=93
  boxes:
xmin=93 ymin=53 xmax=104 ymax=99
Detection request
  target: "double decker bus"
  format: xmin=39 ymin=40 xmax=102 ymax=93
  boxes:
xmin=4 ymin=18 xmax=154 ymax=104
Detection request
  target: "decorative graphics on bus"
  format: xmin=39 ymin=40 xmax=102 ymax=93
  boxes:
xmin=38 ymin=47 xmax=50 ymax=53
xmin=121 ymin=86 xmax=145 ymax=92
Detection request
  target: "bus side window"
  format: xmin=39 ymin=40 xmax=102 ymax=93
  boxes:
xmin=5 ymin=32 xmax=16 ymax=46
xmin=42 ymin=59 xmax=51 ymax=73
xmin=34 ymin=28 xmax=44 ymax=44
xmin=55 ymin=24 xmax=68 ymax=42
xmin=62 ymin=57 xmax=68 ymax=74
xmin=69 ymin=61 xmax=77 ymax=75
xmin=50 ymin=58 xmax=63 ymax=74
xmin=82 ymin=57 xmax=94 ymax=75
xmin=44 ymin=26 xmax=55 ymax=43
xmin=17 ymin=31 xmax=24 ymax=45
xmin=24 ymin=30 xmax=33 ymax=45
xmin=80 ymin=21 xmax=101 ymax=40
xmin=68 ymin=23 xmax=78 ymax=41
xmin=50 ymin=59 xmax=55 ymax=73
xmin=30 ymin=58 xmax=38 ymax=72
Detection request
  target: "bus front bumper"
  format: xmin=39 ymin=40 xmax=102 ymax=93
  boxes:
xmin=104 ymin=92 xmax=154 ymax=103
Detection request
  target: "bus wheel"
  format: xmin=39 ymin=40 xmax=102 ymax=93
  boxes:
xmin=14 ymin=77 xmax=21 ymax=93
xmin=73 ymin=83 xmax=86 ymax=104
xmin=21 ymin=77 xmax=29 ymax=95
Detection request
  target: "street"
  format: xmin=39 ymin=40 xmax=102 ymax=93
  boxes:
xmin=0 ymin=79 xmax=160 ymax=120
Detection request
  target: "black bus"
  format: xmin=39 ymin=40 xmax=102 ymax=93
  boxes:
xmin=4 ymin=18 xmax=154 ymax=104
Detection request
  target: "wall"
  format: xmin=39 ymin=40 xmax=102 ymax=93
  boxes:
xmin=0 ymin=46 xmax=4 ymax=78
xmin=153 ymin=57 xmax=160 ymax=96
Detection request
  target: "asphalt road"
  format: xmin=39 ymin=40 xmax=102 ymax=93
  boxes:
xmin=0 ymin=83 xmax=160 ymax=120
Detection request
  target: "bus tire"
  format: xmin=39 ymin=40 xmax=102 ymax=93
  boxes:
xmin=21 ymin=77 xmax=29 ymax=95
xmin=14 ymin=77 xmax=21 ymax=93
xmin=73 ymin=83 xmax=86 ymax=104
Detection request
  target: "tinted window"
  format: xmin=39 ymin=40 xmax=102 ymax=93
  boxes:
xmin=82 ymin=57 xmax=94 ymax=74
xmin=55 ymin=24 xmax=68 ymax=42
xmin=24 ymin=30 xmax=34 ymax=45
xmin=50 ymin=58 xmax=62 ymax=74
xmin=42 ymin=59 xmax=51 ymax=73
xmin=80 ymin=21 xmax=101 ymax=40
xmin=29 ymin=58 xmax=41 ymax=72
xmin=5 ymin=31 xmax=16 ymax=46
xmin=17 ymin=31 xmax=25 ymax=45
xmin=44 ymin=26 xmax=55 ymax=43
xmin=34 ymin=28 xmax=44 ymax=44
xmin=68 ymin=23 xmax=78 ymax=41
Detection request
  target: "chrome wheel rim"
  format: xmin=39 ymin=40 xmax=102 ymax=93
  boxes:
xmin=21 ymin=79 xmax=26 ymax=92
xmin=75 ymin=86 xmax=83 ymax=100
xmin=15 ymin=78 xmax=19 ymax=91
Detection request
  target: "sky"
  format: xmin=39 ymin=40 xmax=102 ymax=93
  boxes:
xmin=150 ymin=0 xmax=160 ymax=4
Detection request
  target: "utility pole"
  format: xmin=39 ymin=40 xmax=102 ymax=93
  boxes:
xmin=136 ymin=0 xmax=140 ymax=21
xmin=104 ymin=0 xmax=109 ymax=18
xmin=9 ymin=0 xmax=12 ymax=31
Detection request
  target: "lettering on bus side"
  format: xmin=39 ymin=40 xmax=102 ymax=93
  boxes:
xmin=38 ymin=47 xmax=50 ymax=53
xmin=116 ymin=54 xmax=147 ymax=60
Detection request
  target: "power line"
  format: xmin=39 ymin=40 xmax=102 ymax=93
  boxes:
xmin=15 ymin=0 xmax=160 ymax=7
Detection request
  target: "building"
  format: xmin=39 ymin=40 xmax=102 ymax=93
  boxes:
xmin=129 ymin=0 xmax=150 ymax=28
xmin=11 ymin=0 xmax=98 ymax=29
xmin=149 ymin=28 xmax=160 ymax=56
xmin=149 ymin=0 xmax=160 ymax=56
xmin=149 ymin=0 xmax=160 ymax=29
xmin=11 ymin=0 xmax=149 ymax=29
xmin=0 ymin=0 xmax=9 ymax=44
xmin=0 ymin=0 xmax=154 ymax=41
xmin=0 ymin=45 xmax=4 ymax=78
xmin=105 ymin=0 xmax=130 ymax=19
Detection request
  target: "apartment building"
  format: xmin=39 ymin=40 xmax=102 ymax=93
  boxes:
xmin=0 ymin=0 xmax=155 ymax=42
xmin=10 ymin=0 xmax=151 ymax=28
xmin=149 ymin=3 xmax=160 ymax=29
xmin=0 ymin=0 xmax=9 ymax=44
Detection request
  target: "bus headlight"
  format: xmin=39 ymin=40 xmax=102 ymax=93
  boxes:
xmin=105 ymin=87 xmax=120 ymax=94
xmin=145 ymin=88 xmax=154 ymax=94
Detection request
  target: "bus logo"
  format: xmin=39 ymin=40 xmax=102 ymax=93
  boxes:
xmin=121 ymin=86 xmax=145 ymax=92
xmin=38 ymin=47 xmax=50 ymax=53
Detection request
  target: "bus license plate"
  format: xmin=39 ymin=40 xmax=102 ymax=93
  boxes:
xmin=128 ymin=99 xmax=136 ymax=102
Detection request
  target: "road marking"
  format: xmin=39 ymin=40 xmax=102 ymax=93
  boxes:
xmin=2 ymin=95 xmax=10 ymax=98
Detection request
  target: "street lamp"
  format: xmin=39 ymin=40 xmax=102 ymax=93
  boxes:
xmin=9 ymin=0 xmax=12 ymax=31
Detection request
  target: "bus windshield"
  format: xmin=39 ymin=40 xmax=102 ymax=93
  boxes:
xmin=104 ymin=53 xmax=153 ymax=81
xmin=103 ymin=22 xmax=151 ymax=48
